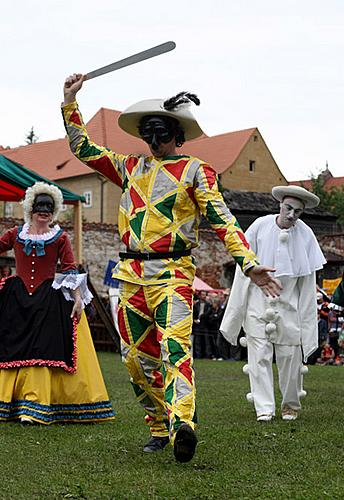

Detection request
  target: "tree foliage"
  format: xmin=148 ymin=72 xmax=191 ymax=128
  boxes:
xmin=25 ymin=126 xmax=38 ymax=145
xmin=307 ymin=172 xmax=344 ymax=224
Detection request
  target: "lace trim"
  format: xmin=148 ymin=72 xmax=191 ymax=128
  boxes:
xmin=19 ymin=223 xmax=61 ymax=242
xmin=52 ymin=273 xmax=93 ymax=307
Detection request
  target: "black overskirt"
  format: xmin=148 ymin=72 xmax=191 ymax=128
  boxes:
xmin=0 ymin=277 xmax=75 ymax=369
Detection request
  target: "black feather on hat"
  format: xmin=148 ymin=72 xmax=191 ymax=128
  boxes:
xmin=163 ymin=92 xmax=200 ymax=111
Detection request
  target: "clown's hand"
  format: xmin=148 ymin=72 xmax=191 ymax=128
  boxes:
xmin=63 ymin=74 xmax=86 ymax=105
xmin=247 ymin=266 xmax=282 ymax=298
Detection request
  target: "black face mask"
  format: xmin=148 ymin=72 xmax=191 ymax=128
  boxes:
xmin=32 ymin=194 xmax=55 ymax=214
xmin=139 ymin=116 xmax=176 ymax=151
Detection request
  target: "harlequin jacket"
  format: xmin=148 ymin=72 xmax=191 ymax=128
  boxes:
xmin=62 ymin=101 xmax=259 ymax=286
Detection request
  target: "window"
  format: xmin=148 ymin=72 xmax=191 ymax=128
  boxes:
xmin=83 ymin=191 xmax=92 ymax=208
xmin=61 ymin=204 xmax=67 ymax=212
xmin=253 ymin=135 xmax=258 ymax=142
xmin=249 ymin=160 xmax=255 ymax=173
xmin=4 ymin=202 xmax=13 ymax=217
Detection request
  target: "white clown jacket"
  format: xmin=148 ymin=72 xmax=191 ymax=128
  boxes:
xmin=220 ymin=215 xmax=326 ymax=361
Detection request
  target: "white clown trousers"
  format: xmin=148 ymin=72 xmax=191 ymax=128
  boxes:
xmin=247 ymin=337 xmax=303 ymax=417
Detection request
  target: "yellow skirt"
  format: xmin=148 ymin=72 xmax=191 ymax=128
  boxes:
xmin=0 ymin=312 xmax=116 ymax=424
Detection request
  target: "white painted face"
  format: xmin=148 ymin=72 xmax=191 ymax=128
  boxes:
xmin=277 ymin=196 xmax=304 ymax=229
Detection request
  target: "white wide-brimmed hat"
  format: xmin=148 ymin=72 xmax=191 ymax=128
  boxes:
xmin=118 ymin=94 xmax=204 ymax=141
xmin=272 ymin=185 xmax=320 ymax=208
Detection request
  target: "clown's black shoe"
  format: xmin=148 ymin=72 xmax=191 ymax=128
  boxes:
xmin=173 ymin=424 xmax=197 ymax=463
xmin=143 ymin=436 xmax=169 ymax=453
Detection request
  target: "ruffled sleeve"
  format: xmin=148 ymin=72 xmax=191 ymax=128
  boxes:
xmin=52 ymin=272 xmax=93 ymax=307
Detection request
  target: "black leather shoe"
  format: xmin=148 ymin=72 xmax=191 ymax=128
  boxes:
xmin=173 ymin=424 xmax=197 ymax=463
xmin=143 ymin=436 xmax=169 ymax=453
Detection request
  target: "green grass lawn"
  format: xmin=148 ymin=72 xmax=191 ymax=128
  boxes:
xmin=0 ymin=354 xmax=343 ymax=499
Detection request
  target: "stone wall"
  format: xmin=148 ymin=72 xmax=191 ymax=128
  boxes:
xmin=0 ymin=218 xmax=234 ymax=294
xmin=2 ymin=218 xmax=343 ymax=294
xmin=76 ymin=223 xmax=235 ymax=293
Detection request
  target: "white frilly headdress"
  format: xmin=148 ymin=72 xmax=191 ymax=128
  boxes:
xmin=22 ymin=182 xmax=63 ymax=224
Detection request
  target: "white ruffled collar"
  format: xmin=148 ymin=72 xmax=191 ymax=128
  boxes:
xmin=19 ymin=223 xmax=61 ymax=241
xmin=247 ymin=215 xmax=326 ymax=278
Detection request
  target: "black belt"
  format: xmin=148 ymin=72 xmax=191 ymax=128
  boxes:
xmin=119 ymin=249 xmax=191 ymax=261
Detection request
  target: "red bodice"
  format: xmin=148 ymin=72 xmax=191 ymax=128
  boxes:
xmin=0 ymin=227 xmax=77 ymax=295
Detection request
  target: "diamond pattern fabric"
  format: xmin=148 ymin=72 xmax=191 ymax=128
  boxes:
xmin=62 ymin=102 xmax=259 ymax=286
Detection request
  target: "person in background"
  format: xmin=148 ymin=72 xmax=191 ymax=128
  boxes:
xmin=205 ymin=294 xmax=221 ymax=359
xmin=192 ymin=290 xmax=212 ymax=359
xmin=216 ymin=291 xmax=231 ymax=360
xmin=308 ymin=307 xmax=329 ymax=365
xmin=316 ymin=342 xmax=335 ymax=365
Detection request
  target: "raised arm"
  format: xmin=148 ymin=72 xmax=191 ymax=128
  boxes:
xmin=61 ymin=74 xmax=126 ymax=187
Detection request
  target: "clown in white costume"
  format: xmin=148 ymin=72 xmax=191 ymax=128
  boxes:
xmin=220 ymin=186 xmax=326 ymax=422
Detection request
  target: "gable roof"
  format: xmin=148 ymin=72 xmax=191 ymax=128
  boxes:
xmin=290 ymin=177 xmax=344 ymax=189
xmin=2 ymin=108 xmax=150 ymax=182
xmin=290 ymin=168 xmax=344 ymax=191
xmin=1 ymin=108 xmax=264 ymax=180
xmin=179 ymin=128 xmax=256 ymax=173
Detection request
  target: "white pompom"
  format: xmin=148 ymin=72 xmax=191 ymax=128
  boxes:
xmin=265 ymin=322 xmax=277 ymax=334
xmin=301 ymin=365 xmax=309 ymax=375
xmin=299 ymin=389 xmax=307 ymax=399
xmin=269 ymin=296 xmax=279 ymax=305
xmin=242 ymin=364 xmax=250 ymax=375
xmin=265 ymin=308 xmax=275 ymax=321
xmin=239 ymin=337 xmax=248 ymax=347
xmin=279 ymin=230 xmax=289 ymax=243
xmin=246 ymin=392 xmax=254 ymax=403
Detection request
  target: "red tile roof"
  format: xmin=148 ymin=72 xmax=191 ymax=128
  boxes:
xmin=1 ymin=107 xmax=256 ymax=180
xmin=289 ymin=179 xmax=312 ymax=189
xmin=290 ymin=176 xmax=344 ymax=190
xmin=179 ymin=128 xmax=256 ymax=173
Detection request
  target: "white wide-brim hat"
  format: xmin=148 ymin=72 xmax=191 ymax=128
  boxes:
xmin=118 ymin=98 xmax=204 ymax=141
xmin=272 ymin=185 xmax=320 ymax=208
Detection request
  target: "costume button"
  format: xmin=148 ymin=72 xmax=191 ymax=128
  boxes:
xmin=29 ymin=292 xmax=32 ymax=296
xmin=31 ymin=261 xmax=35 ymax=265
xmin=30 ymin=285 xmax=34 ymax=288
xmin=32 ymin=254 xmax=36 ymax=257
xmin=32 ymin=269 xmax=35 ymax=272
xmin=31 ymin=276 xmax=34 ymax=280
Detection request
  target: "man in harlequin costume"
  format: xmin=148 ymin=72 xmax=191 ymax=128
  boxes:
xmin=62 ymin=74 xmax=281 ymax=462
xmin=220 ymin=186 xmax=326 ymax=422
xmin=0 ymin=182 xmax=115 ymax=424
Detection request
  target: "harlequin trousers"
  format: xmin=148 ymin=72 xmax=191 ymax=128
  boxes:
xmin=117 ymin=281 xmax=196 ymax=441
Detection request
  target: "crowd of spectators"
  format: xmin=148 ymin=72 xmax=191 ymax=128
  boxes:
xmin=192 ymin=289 xmax=246 ymax=361
xmin=192 ymin=285 xmax=344 ymax=366
xmin=308 ymin=291 xmax=344 ymax=366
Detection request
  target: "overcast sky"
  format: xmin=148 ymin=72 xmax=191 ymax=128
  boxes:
xmin=1 ymin=0 xmax=343 ymax=181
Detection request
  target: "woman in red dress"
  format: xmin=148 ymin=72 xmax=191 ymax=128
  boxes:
xmin=0 ymin=182 xmax=115 ymax=424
